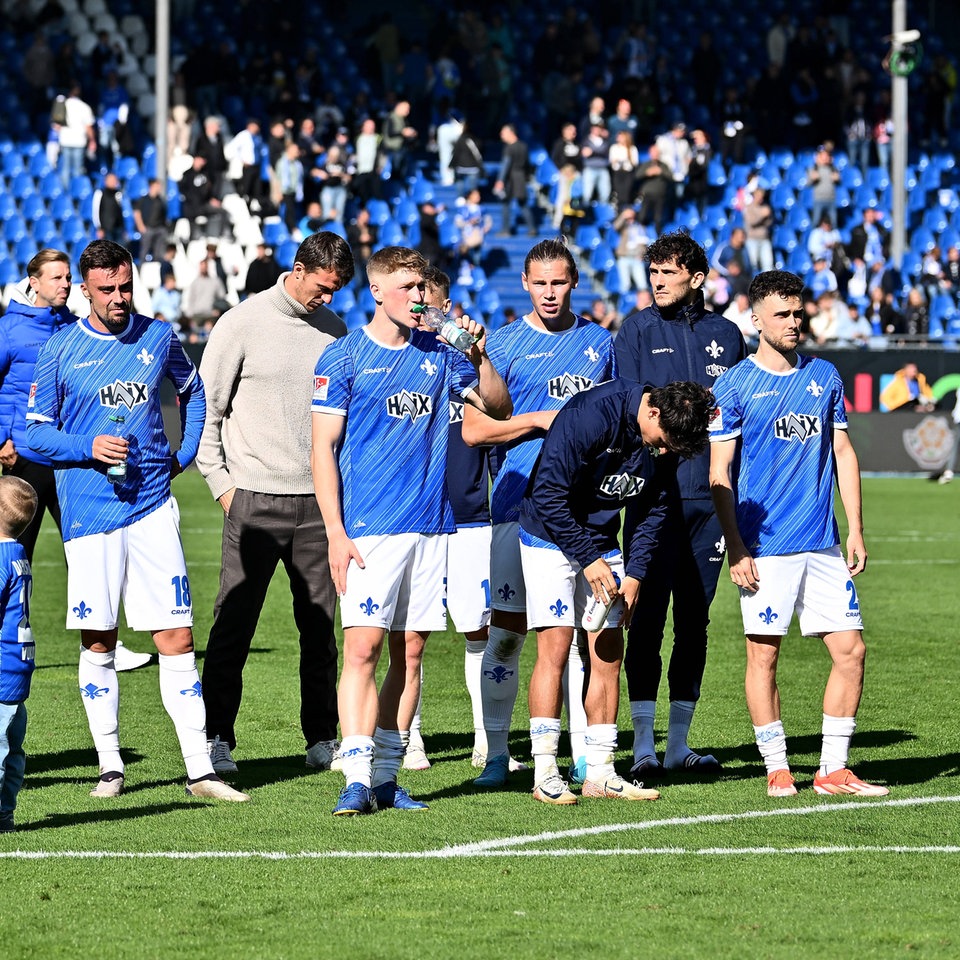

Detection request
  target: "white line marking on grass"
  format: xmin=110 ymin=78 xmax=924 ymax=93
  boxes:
xmin=2 ymin=795 xmax=958 ymax=861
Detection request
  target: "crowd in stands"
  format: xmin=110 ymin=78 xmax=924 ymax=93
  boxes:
xmin=1 ymin=0 xmax=959 ymax=345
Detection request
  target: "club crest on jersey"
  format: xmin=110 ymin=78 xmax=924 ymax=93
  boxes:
xmin=449 ymin=399 xmax=464 ymax=423
xmin=806 ymin=379 xmax=825 ymax=397
xmin=600 ymin=473 xmax=646 ymax=499
xmin=99 ymin=380 xmax=148 ymax=410
xmin=705 ymin=340 xmax=724 ymax=359
xmin=386 ymin=390 xmax=432 ymax=422
xmin=137 ymin=347 xmax=154 ymax=366
xmin=584 ymin=346 xmax=600 ymax=362
xmin=773 ymin=412 xmax=821 ymax=442
xmin=548 ymin=372 xmax=593 ymax=399
xmin=420 ymin=358 xmax=438 ymax=376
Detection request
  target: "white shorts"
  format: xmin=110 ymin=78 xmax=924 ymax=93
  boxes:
xmin=64 ymin=498 xmax=193 ymax=632
xmin=341 ymin=532 xmax=447 ymax=632
xmin=520 ymin=541 xmax=625 ymax=631
xmin=446 ymin=524 xmax=492 ymax=632
xmin=740 ymin=547 xmax=864 ymax=637
xmin=490 ymin=522 xmax=526 ymax=613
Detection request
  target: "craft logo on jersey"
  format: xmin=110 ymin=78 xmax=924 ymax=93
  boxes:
xmin=386 ymin=390 xmax=432 ymax=422
xmin=773 ymin=412 xmax=821 ymax=443
xmin=547 ymin=372 xmax=593 ymax=400
xmin=99 ymin=379 xmax=149 ymax=411
xmin=449 ymin=399 xmax=464 ymax=424
xmin=600 ymin=473 xmax=645 ymax=499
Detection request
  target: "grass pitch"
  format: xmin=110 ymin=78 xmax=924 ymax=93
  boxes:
xmin=2 ymin=473 xmax=958 ymax=959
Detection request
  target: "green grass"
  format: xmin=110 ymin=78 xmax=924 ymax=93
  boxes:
xmin=3 ymin=473 xmax=959 ymax=959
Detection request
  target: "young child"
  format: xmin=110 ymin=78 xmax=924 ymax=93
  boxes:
xmin=0 ymin=476 xmax=39 ymax=832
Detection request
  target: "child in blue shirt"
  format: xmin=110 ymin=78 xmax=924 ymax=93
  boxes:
xmin=0 ymin=476 xmax=39 ymax=832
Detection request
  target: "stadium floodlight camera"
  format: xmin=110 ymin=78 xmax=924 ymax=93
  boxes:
xmin=885 ymin=29 xmax=921 ymax=46
xmin=883 ymin=30 xmax=922 ymax=77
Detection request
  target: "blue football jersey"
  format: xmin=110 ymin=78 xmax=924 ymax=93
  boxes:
xmin=709 ymin=354 xmax=847 ymax=557
xmin=485 ymin=317 xmax=617 ymax=525
xmin=447 ymin=394 xmax=491 ymax=526
xmin=26 ymin=314 xmax=204 ymax=541
xmin=313 ymin=327 xmax=479 ymax=537
xmin=0 ymin=541 xmax=34 ymax=702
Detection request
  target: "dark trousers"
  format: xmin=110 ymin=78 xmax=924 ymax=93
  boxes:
xmin=3 ymin=457 xmax=61 ymax=562
xmin=201 ymin=490 xmax=339 ymax=750
xmin=623 ymin=498 xmax=725 ymax=703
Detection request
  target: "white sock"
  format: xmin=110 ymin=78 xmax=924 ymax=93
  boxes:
xmin=563 ymin=631 xmax=588 ymax=762
xmin=79 ymin=646 xmax=122 ymax=774
xmin=372 ymin=727 xmax=409 ymax=787
xmin=480 ymin=626 xmax=525 ymax=760
xmin=530 ymin=716 xmax=561 ymax=783
xmin=158 ymin=652 xmax=214 ymax=781
xmin=820 ymin=714 xmax=856 ymax=775
xmin=664 ymin=699 xmax=696 ymax=764
xmin=465 ymin=638 xmax=487 ymax=754
xmin=630 ymin=699 xmax=657 ymax=762
xmin=340 ymin=734 xmax=374 ymax=787
xmin=754 ymin=720 xmax=789 ymax=775
xmin=585 ymin=723 xmax=618 ymax=782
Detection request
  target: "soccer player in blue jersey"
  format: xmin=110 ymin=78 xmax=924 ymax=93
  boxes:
xmin=615 ymin=231 xmax=747 ymax=778
xmin=519 ymin=379 xmax=714 ymax=804
xmin=709 ymin=270 xmax=888 ymax=798
xmin=402 ymin=265 xmax=497 ymax=771
xmin=462 ymin=239 xmax=618 ymax=793
xmin=311 ymin=246 xmax=511 ymax=815
xmin=26 ymin=240 xmax=248 ymax=802
xmin=0 ymin=477 xmax=38 ymax=832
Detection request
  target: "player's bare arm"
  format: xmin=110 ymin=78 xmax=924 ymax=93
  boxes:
xmin=461 ymin=329 xmax=512 ymax=420
xmin=461 ymin=403 xmax=557 ymax=446
xmin=833 ymin=427 xmax=867 ymax=576
xmin=710 ymin=436 xmax=760 ymax=591
xmin=311 ymin=411 xmax=364 ymax=595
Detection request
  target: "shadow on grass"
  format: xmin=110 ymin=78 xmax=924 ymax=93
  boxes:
xmin=219 ymin=755 xmax=317 ymax=791
xmin=19 ymin=801 xmax=204 ymax=832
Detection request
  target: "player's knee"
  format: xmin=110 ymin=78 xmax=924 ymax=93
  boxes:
xmin=488 ymin=626 xmax=524 ymax=663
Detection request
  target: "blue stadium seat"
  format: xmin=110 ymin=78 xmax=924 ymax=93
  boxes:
xmin=378 ymin=218 xmax=405 ymax=246
xmin=0 ymin=193 xmax=14 ymax=218
xmin=589 ymin=242 xmax=615 ymax=275
xmin=358 ymin=285 xmax=377 ymax=313
xmin=21 ymin=194 xmax=46 ymax=221
xmin=39 ymin=170 xmax=63 ymax=200
xmin=592 ymin=203 xmax=616 ymax=228
xmin=1 ymin=152 xmax=23 ymax=177
xmin=603 ymin=265 xmax=624 ymax=295
xmin=275 ymin=239 xmax=299 ymax=269
xmin=11 ymin=171 xmax=34 ymax=197
xmin=449 ymin=283 xmax=474 ymax=308
xmin=394 ymin=197 xmax=419 ymax=228
xmin=365 ymin=198 xmax=391 ymax=226
xmin=32 ymin=215 xmax=58 ymax=245
xmin=574 ymin=224 xmax=602 ymax=252
xmin=115 ymin=156 xmax=140 ymax=181
xmin=3 ymin=215 xmax=26 ymax=243
xmin=0 ymin=258 xmax=19 ymax=285
xmin=438 ymin=218 xmax=460 ymax=250
xmin=476 ymin=287 xmax=501 ymax=315
xmin=28 ymin=152 xmax=51 ymax=179
xmin=330 ymin=285 xmax=356 ymax=313
xmin=261 ymin=220 xmax=289 ymax=246
xmin=70 ymin=176 xmax=92 ymax=202
xmin=14 ymin=236 xmax=34 ymax=266
xmin=344 ymin=305 xmax=369 ymax=330
xmin=409 ymin=177 xmax=435 ymax=205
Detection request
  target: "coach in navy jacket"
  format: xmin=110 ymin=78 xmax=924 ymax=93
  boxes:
xmin=614 ymin=231 xmax=747 ymax=777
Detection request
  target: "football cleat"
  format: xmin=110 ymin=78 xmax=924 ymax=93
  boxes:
xmin=402 ymin=744 xmax=432 ymax=771
xmin=332 ymin=782 xmax=377 ymax=816
xmin=813 ymin=768 xmax=889 ymax=797
xmin=373 ymin=781 xmax=428 ymax=810
xmin=90 ymin=771 xmax=124 ymax=798
xmin=207 ymin=735 xmax=238 ymax=775
xmin=305 ymin=739 xmax=340 ymax=771
xmin=532 ymin=773 xmax=578 ymax=805
xmin=471 ymin=749 xmax=527 ymax=772
xmin=767 ymin=769 xmax=798 ymax=797
xmin=473 ymin=753 xmax=509 ymax=788
xmin=185 ymin=776 xmax=250 ymax=802
xmin=582 ymin=775 xmax=660 ymax=800
xmin=567 ymin=756 xmax=587 ymax=785
xmin=114 ymin=641 xmax=154 ymax=672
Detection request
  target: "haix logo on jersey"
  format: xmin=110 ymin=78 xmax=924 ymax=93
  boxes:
xmin=705 ymin=363 xmax=728 ymax=378
xmin=314 ymin=375 xmax=329 ymax=401
xmin=547 ymin=372 xmax=593 ymax=399
xmin=599 ymin=473 xmax=646 ymax=499
xmin=584 ymin=346 xmax=600 ymax=362
xmin=806 ymin=379 xmax=825 ymax=397
xmin=773 ymin=412 xmax=821 ymax=442
xmin=386 ymin=390 xmax=432 ymax=422
xmin=449 ymin=399 xmax=464 ymax=423
xmin=99 ymin=380 xmax=149 ymax=410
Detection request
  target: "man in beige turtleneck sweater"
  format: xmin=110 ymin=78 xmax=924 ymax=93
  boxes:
xmin=196 ymin=231 xmax=354 ymax=777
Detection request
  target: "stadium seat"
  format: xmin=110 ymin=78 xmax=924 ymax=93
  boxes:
xmin=378 ymin=218 xmax=405 ymax=247
xmin=394 ymin=197 xmax=420 ymax=228
xmin=21 ymin=194 xmax=46 ymax=221
xmin=345 ymin=305 xmax=369 ymax=330
xmin=11 ymin=171 xmax=34 ymax=198
xmin=365 ymin=198 xmax=391 ymax=226
xmin=574 ymin=224 xmax=602 ymax=253
xmin=476 ymin=287 xmax=501 ymax=315
xmin=330 ymin=285 xmax=356 ymax=314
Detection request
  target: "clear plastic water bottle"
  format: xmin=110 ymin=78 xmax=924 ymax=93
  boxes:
xmin=106 ymin=414 xmax=127 ymax=483
xmin=413 ymin=304 xmax=479 ymax=354
xmin=581 ymin=572 xmax=622 ymax=632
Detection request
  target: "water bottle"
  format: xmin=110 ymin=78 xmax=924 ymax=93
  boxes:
xmin=413 ymin=304 xmax=479 ymax=354
xmin=581 ymin=572 xmax=622 ymax=632
xmin=106 ymin=414 xmax=127 ymax=483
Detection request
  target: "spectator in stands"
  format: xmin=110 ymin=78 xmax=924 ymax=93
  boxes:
xmin=151 ymin=272 xmax=184 ymax=334
xmin=686 ymin=129 xmax=712 ymax=216
xmin=23 ymin=32 xmax=55 ymax=118
xmin=316 ymin=143 xmax=353 ymax=224
xmin=345 ymin=207 xmax=377 ymax=285
xmin=742 ymin=188 xmax=774 ymax=273
xmin=718 ymin=86 xmax=747 ymax=164
xmin=56 ymin=82 xmax=95 ymax=188
xmin=636 ymin=143 xmax=672 ymax=234
xmin=436 ymin=109 xmax=464 ymax=188
xmin=766 ymin=12 xmax=793 ymax=70
xmin=807 ymin=255 xmax=839 ymax=299
xmin=807 ymin=214 xmax=843 ymax=263
xmin=809 ymin=291 xmax=846 ymax=345
xmin=276 ymin=141 xmax=304 ymax=234
xmin=580 ymin=123 xmax=612 ymax=207
xmin=613 ymin=207 xmax=650 ymax=294
xmin=243 ymin=242 xmax=282 ymax=298
xmin=609 ymin=130 xmax=640 ymax=210
xmin=550 ymin=122 xmax=582 ymax=176
xmin=943 ymin=245 xmax=960 ymax=306
xmin=298 ymin=201 xmax=325 ymax=237
xmin=351 ymin=117 xmax=382 ymax=205
xmin=712 ymin=228 xmax=752 ymax=293
xmin=873 ymin=95 xmax=893 ymax=172
xmin=192 ymin=116 xmax=229 ymax=198
xmin=455 ymin=189 xmax=493 ymax=268
xmin=845 ymin=91 xmax=871 ymax=175
xmin=494 ymin=124 xmax=535 ymax=237
xmin=835 ymin=302 xmax=873 ymax=348
xmin=901 ymin=288 xmax=930 ymax=338
xmin=807 ymin=146 xmax=840 ymax=228
xmin=578 ymin=96 xmax=607 ymax=142
xmin=722 ymin=291 xmax=757 ymax=344
xmin=863 ymin=286 xmax=901 ymax=336
xmin=848 ymin=208 xmax=888 ymax=267
xmin=587 ymin=296 xmax=619 ymax=332
xmin=133 ymin=179 xmax=169 ymax=264
xmin=159 ymin=243 xmax=178 ymax=285
xmin=92 ymin=173 xmax=126 ymax=245
xmin=181 ymin=259 xmax=227 ymax=341
xmin=480 ymin=44 xmax=513 ymax=138
xmin=167 ymin=105 xmax=192 ymax=167
xmin=181 ymin=155 xmax=229 ymax=240
xmin=880 ymin=362 xmax=935 ymax=412
xmin=97 ymin=70 xmax=130 ymax=165
xmin=655 ymin=121 xmax=691 ymax=213
xmin=607 ymin=98 xmax=639 ymax=140
xmin=381 ymin=99 xmax=417 ymax=183
xmin=921 ymin=246 xmax=945 ymax=307
xmin=451 ymin=118 xmax=485 ymax=199
xmin=227 ymin=119 xmax=263 ymax=207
